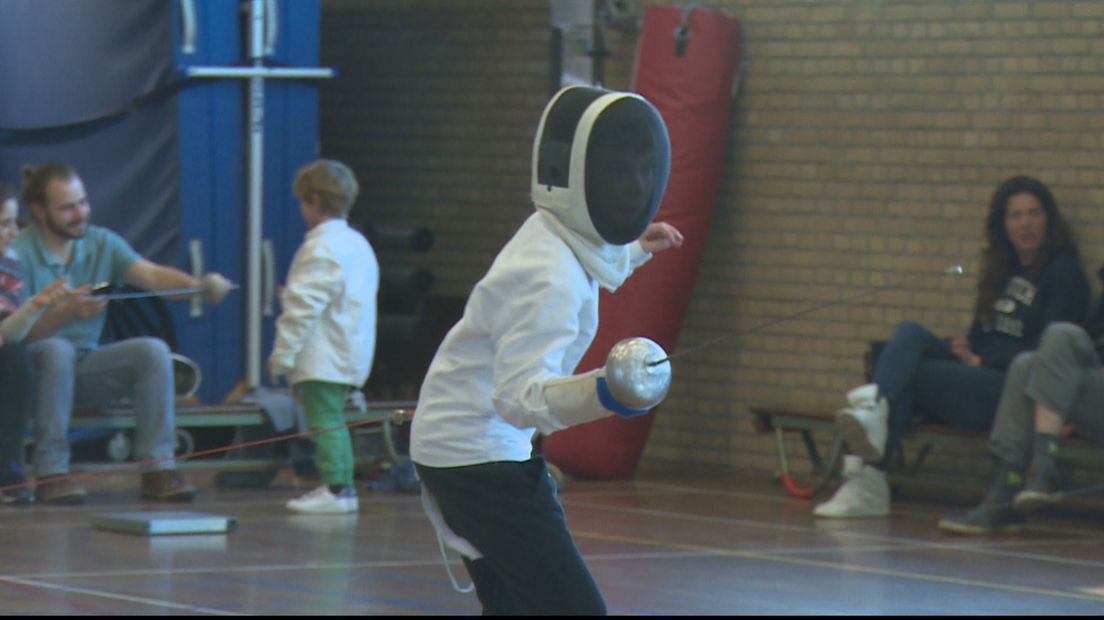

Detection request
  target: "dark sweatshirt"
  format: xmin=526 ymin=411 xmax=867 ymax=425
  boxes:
xmin=967 ymin=252 xmax=1089 ymax=371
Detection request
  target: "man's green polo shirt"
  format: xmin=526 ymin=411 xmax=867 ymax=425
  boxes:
xmin=13 ymin=224 xmax=140 ymax=354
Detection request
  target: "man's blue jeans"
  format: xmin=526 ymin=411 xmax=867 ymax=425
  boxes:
xmin=28 ymin=337 xmax=176 ymax=476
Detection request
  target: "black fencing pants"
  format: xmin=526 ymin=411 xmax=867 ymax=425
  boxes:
xmin=416 ymin=457 xmax=606 ymax=616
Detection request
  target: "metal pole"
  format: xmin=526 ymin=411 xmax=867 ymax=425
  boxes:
xmin=246 ymin=0 xmax=265 ymax=389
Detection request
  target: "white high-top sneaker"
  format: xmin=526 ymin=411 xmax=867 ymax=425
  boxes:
xmin=813 ymin=455 xmax=890 ymax=518
xmin=287 ymin=485 xmax=359 ymax=514
xmin=835 ymin=383 xmax=888 ymax=461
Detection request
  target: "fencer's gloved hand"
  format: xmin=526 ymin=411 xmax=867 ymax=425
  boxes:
xmin=200 ymin=272 xmax=234 ymax=305
xmin=601 ymin=336 xmax=671 ymax=413
xmin=542 ymin=337 xmax=671 ymax=431
xmin=595 ymin=373 xmax=651 ymax=418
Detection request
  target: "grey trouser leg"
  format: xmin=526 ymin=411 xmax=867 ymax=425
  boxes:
xmin=990 ymin=322 xmax=1104 ymax=466
xmin=30 ymin=337 xmax=176 ymax=475
xmin=989 ymin=351 xmax=1037 ymax=468
xmin=1025 ymin=323 xmax=1104 ymax=441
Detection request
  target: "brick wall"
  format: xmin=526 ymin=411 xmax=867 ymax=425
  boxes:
xmin=320 ymin=0 xmax=1104 ymax=483
xmin=320 ymin=0 xmax=551 ymax=300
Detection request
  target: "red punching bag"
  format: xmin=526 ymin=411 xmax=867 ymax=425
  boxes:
xmin=542 ymin=5 xmax=742 ymax=479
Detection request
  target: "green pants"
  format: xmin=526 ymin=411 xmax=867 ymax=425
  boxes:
xmin=297 ymin=381 xmax=354 ymax=487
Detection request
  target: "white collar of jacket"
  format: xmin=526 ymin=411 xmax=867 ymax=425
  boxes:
xmin=530 ymin=89 xmax=644 ymax=292
xmin=535 ymin=209 xmax=630 ymax=291
xmin=306 ymin=217 xmax=349 ymax=239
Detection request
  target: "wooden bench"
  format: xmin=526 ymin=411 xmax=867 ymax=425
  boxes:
xmin=66 ymin=399 xmax=417 ymax=472
xmin=750 ymin=406 xmax=1104 ymax=509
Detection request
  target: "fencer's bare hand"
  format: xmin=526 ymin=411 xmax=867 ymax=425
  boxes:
xmin=62 ymin=284 xmax=108 ymax=320
xmin=950 ymin=336 xmax=981 ymax=367
xmin=28 ymin=277 xmax=69 ymax=310
xmin=638 ymin=221 xmax=684 ymax=254
xmin=267 ymin=356 xmax=291 ymax=386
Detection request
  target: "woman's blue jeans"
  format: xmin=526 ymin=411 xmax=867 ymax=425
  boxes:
xmin=871 ymin=321 xmax=1005 ymax=469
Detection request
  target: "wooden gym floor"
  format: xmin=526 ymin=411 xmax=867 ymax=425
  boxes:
xmin=0 ymin=469 xmax=1102 ymax=615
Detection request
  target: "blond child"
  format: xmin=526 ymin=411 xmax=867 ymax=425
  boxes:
xmin=268 ymin=160 xmax=378 ymax=514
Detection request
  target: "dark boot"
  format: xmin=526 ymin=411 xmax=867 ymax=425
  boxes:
xmin=1015 ymin=469 xmax=1061 ymax=514
xmin=938 ymin=463 xmax=1025 ymax=536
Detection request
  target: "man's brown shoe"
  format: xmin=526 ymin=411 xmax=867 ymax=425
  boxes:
xmin=141 ymin=470 xmax=196 ymax=502
xmin=35 ymin=476 xmax=87 ymax=505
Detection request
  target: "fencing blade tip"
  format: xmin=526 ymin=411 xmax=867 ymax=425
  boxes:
xmin=646 ymin=357 xmax=670 ymax=367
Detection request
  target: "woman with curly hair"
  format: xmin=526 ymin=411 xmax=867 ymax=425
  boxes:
xmin=815 ymin=175 xmax=1090 ymax=519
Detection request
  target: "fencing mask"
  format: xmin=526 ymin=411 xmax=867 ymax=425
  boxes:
xmin=532 ymin=86 xmax=670 ymax=246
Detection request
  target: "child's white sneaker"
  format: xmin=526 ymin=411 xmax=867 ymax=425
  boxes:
xmin=813 ymin=455 xmax=890 ymax=518
xmin=287 ymin=485 xmax=358 ymax=514
xmin=835 ymin=383 xmax=888 ymax=461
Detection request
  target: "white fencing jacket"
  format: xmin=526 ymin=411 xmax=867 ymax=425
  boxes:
xmin=410 ymin=212 xmax=649 ymax=468
xmin=270 ymin=218 xmax=378 ymax=387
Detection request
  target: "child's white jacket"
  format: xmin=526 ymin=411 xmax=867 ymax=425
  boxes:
xmin=270 ymin=219 xmax=378 ymax=387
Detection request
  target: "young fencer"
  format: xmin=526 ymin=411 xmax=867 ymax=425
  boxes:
xmin=410 ymin=85 xmax=684 ymax=615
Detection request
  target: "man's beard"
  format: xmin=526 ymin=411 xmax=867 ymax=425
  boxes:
xmin=45 ymin=216 xmax=87 ymax=240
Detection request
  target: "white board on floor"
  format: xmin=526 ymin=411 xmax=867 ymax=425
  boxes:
xmin=91 ymin=511 xmax=238 ymax=536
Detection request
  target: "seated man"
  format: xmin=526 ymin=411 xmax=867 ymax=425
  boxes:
xmin=15 ymin=162 xmax=231 ymax=504
xmin=939 ymin=320 xmax=1104 ymax=534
